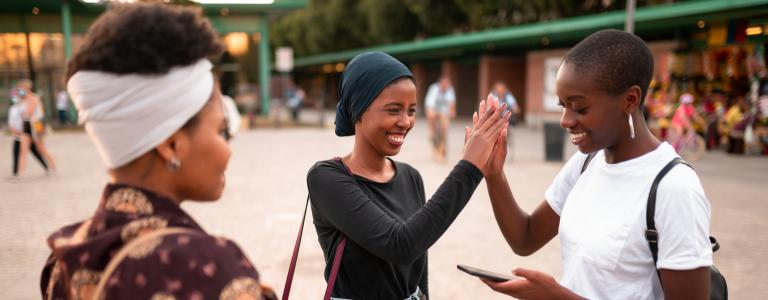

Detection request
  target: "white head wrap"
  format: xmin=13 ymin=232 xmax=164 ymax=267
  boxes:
xmin=68 ymin=59 xmax=214 ymax=169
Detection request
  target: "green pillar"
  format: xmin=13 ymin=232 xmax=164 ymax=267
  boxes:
xmin=61 ymin=0 xmax=73 ymax=58
xmin=258 ymin=16 xmax=270 ymax=116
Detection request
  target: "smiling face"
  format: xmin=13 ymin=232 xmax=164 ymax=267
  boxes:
xmin=355 ymin=78 xmax=418 ymax=157
xmin=556 ymin=62 xmax=629 ymax=154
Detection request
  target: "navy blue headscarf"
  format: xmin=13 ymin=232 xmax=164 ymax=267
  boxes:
xmin=335 ymin=52 xmax=414 ymax=136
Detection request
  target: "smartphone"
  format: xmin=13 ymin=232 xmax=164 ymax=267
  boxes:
xmin=457 ymin=264 xmax=516 ymax=282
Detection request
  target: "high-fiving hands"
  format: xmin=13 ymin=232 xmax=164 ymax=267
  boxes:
xmin=463 ymin=93 xmax=510 ymax=177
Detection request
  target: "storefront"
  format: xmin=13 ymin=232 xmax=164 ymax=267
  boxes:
xmin=0 ymin=0 xmax=307 ymax=126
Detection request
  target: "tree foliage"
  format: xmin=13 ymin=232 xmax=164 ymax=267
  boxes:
xmin=270 ymin=0 xmax=676 ymax=56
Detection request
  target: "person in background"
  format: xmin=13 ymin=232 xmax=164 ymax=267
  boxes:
xmin=56 ymin=89 xmax=71 ymax=125
xmin=286 ymin=81 xmax=305 ymax=123
xmin=490 ymin=81 xmax=522 ymax=157
xmin=16 ymin=79 xmax=57 ymax=173
xmin=41 ymin=3 xmax=275 ymax=299
xmin=490 ymin=81 xmax=521 ymax=126
xmin=7 ymin=93 xmax=50 ymax=180
xmin=424 ymin=76 xmax=456 ymax=162
xmin=668 ymin=92 xmax=704 ymax=149
xmin=723 ymin=96 xmax=747 ymax=154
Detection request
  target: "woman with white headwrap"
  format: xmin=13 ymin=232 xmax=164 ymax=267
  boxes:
xmin=40 ymin=3 xmax=275 ymax=300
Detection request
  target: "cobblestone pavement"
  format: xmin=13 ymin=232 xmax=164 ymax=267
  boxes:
xmin=1 ymin=120 xmax=766 ymax=299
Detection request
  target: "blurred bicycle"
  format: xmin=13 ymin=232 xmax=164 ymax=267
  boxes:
xmin=668 ymin=93 xmax=706 ymax=161
xmin=670 ymin=130 xmax=706 ymax=161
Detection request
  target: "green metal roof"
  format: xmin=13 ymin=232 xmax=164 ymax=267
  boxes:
xmin=294 ymin=0 xmax=768 ymax=67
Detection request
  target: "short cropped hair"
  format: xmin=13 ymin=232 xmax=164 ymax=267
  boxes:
xmin=563 ymin=29 xmax=654 ymax=103
xmin=67 ymin=2 xmax=224 ymax=79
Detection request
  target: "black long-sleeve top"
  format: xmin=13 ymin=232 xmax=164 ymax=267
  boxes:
xmin=307 ymin=158 xmax=483 ymax=299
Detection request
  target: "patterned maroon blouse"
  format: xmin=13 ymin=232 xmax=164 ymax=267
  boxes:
xmin=40 ymin=184 xmax=277 ymax=300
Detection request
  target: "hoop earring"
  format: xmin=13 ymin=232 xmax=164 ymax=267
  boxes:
xmin=628 ymin=113 xmax=636 ymax=139
xmin=167 ymin=157 xmax=181 ymax=172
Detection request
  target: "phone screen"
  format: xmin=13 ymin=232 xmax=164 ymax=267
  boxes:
xmin=457 ymin=264 xmax=516 ymax=282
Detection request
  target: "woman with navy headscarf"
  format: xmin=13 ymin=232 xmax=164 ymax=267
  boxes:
xmin=306 ymin=52 xmax=511 ymax=299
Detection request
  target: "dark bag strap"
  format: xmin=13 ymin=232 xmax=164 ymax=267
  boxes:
xmin=282 ymin=158 xmax=349 ymax=300
xmin=581 ymin=152 xmax=597 ymax=174
xmin=645 ymin=158 xmax=721 ymax=282
xmin=644 ymin=157 xmax=687 ymax=267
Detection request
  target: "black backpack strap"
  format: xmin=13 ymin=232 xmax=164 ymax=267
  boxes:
xmin=646 ymin=158 xmax=686 ymax=264
xmin=646 ymin=157 xmax=696 ymax=288
xmin=580 ymin=152 xmax=597 ymax=174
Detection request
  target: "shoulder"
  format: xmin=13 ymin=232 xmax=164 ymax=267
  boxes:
xmin=650 ymin=144 xmax=701 ymax=189
xmin=308 ymin=159 xmax=346 ymax=177
xmin=656 ymin=161 xmax=704 ymax=198
xmin=307 ymin=159 xmax=352 ymax=188
xmin=393 ymin=160 xmax=420 ymax=177
xmin=152 ymin=231 xmax=252 ymax=265
xmin=564 ymin=150 xmax=595 ymax=175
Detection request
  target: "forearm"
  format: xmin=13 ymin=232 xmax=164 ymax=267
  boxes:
xmin=396 ymin=160 xmax=482 ymax=261
xmin=485 ymin=174 xmax=543 ymax=256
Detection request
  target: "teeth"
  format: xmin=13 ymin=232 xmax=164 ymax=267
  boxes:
xmin=387 ymin=134 xmax=405 ymax=143
xmin=571 ymin=132 xmax=586 ymax=141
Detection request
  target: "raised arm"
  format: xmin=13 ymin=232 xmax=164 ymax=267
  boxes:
xmin=309 ymin=96 xmax=510 ymax=264
xmin=470 ymin=95 xmax=560 ymax=256
xmin=308 ymin=160 xmax=483 ymax=265
xmin=486 ymin=175 xmax=560 ymax=256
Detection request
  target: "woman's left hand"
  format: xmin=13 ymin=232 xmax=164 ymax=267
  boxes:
xmin=480 ymin=268 xmax=583 ymax=300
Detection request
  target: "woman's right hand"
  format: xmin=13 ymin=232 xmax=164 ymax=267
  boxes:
xmin=463 ymin=94 xmax=511 ymax=176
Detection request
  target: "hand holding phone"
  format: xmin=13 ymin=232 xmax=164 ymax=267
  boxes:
xmin=457 ymin=264 xmax=517 ymax=282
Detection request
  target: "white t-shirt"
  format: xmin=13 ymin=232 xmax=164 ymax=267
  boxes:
xmin=56 ymin=90 xmax=69 ymax=110
xmin=424 ymin=83 xmax=455 ymax=114
xmin=545 ymin=143 xmax=712 ymax=299
xmin=7 ymin=104 xmax=23 ymax=132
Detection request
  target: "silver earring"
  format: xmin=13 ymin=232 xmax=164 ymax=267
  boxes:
xmin=167 ymin=157 xmax=181 ymax=171
xmin=628 ymin=113 xmax=635 ymax=139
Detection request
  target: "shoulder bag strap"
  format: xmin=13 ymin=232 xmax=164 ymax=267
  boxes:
xmin=645 ymin=157 xmax=689 ymax=284
xmin=282 ymin=158 xmax=348 ymax=300
xmin=580 ymin=152 xmax=597 ymax=174
xmin=281 ymin=194 xmax=310 ymax=300
xmin=92 ymin=227 xmax=197 ymax=299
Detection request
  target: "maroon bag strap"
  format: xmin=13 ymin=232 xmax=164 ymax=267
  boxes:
xmin=325 ymin=237 xmax=347 ymax=299
xmin=282 ymin=158 xmax=349 ymax=300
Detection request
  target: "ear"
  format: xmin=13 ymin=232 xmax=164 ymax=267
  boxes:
xmin=154 ymin=130 xmax=191 ymax=163
xmin=624 ymin=85 xmax=642 ymax=113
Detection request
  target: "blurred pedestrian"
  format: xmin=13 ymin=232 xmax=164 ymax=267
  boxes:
xmin=424 ymin=76 xmax=456 ymax=162
xmin=724 ymin=96 xmax=748 ymax=154
xmin=286 ymin=81 xmax=305 ymax=122
xmin=16 ymin=79 xmax=57 ymax=173
xmin=667 ymin=92 xmax=704 ymax=150
xmin=56 ymin=89 xmax=71 ymax=125
xmin=490 ymin=81 xmax=521 ymax=126
xmin=490 ymin=81 xmax=521 ymax=159
xmin=307 ymin=51 xmax=509 ymax=299
xmin=41 ymin=3 xmax=275 ymax=299
xmin=7 ymin=93 xmax=50 ymax=180
xmin=481 ymin=30 xmax=713 ymax=300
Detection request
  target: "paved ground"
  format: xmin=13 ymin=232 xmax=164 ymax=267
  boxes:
xmin=1 ymin=119 xmax=766 ymax=299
